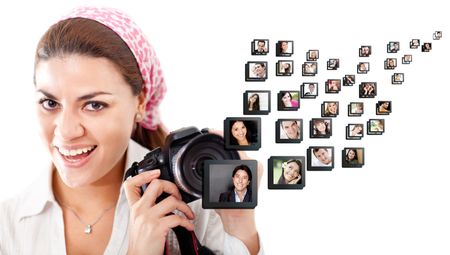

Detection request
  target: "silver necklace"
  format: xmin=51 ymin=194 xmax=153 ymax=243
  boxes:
xmin=62 ymin=203 xmax=115 ymax=234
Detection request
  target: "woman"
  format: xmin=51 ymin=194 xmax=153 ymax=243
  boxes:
xmin=345 ymin=149 xmax=359 ymax=164
xmin=313 ymin=119 xmax=330 ymax=136
xmin=280 ymin=92 xmax=299 ymax=108
xmin=279 ymin=62 xmax=291 ymax=74
xmin=350 ymin=124 xmax=363 ymax=137
xmin=324 ymin=102 xmax=338 ymax=116
xmin=0 ymin=7 xmax=262 ymax=255
xmin=277 ymin=160 xmax=302 ymax=184
xmin=230 ymin=120 xmax=251 ymax=146
xmin=248 ymin=93 xmax=260 ymax=112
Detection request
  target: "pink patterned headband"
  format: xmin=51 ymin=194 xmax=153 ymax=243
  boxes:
xmin=61 ymin=7 xmax=166 ymax=131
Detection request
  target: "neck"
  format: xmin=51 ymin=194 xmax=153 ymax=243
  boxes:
xmin=235 ymin=188 xmax=247 ymax=199
xmin=53 ymin=154 xmax=125 ymax=213
xmin=238 ymin=139 xmax=249 ymax=146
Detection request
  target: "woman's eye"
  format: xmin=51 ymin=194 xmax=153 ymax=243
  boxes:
xmin=40 ymin=99 xmax=60 ymax=110
xmin=84 ymin=101 xmax=106 ymax=111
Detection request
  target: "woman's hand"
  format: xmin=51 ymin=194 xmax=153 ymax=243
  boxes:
xmin=123 ymin=170 xmax=195 ymax=255
xmin=209 ymin=129 xmax=263 ymax=255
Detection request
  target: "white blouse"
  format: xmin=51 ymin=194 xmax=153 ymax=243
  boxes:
xmin=0 ymin=140 xmax=263 ymax=255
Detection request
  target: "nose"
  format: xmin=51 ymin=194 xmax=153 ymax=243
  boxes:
xmin=54 ymin=108 xmax=85 ymax=141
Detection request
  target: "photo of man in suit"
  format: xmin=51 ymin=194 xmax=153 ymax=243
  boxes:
xmin=219 ymin=164 xmax=252 ymax=202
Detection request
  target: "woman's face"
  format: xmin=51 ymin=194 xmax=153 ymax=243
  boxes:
xmin=34 ymin=55 xmax=142 ymax=188
xmin=231 ymin=121 xmax=247 ymax=142
xmin=249 ymin=94 xmax=258 ymax=103
xmin=233 ymin=169 xmax=250 ymax=192
xmin=281 ymin=42 xmax=288 ymax=52
xmin=327 ymin=103 xmax=337 ymax=114
xmin=315 ymin=121 xmax=326 ymax=132
xmin=282 ymin=93 xmax=292 ymax=104
xmin=347 ymin=150 xmax=356 ymax=160
xmin=283 ymin=162 xmax=300 ymax=182
xmin=382 ymin=102 xmax=390 ymax=109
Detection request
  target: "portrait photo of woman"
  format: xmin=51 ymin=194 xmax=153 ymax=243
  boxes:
xmin=278 ymin=91 xmax=300 ymax=111
xmin=268 ymin=157 xmax=305 ymax=189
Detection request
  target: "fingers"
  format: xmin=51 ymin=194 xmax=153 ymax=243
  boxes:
xmin=152 ymin=195 xmax=195 ymax=220
xmin=124 ymin=170 xmax=161 ymax=207
xmin=141 ymin=179 xmax=182 ymax=206
xmin=159 ymin=214 xmax=195 ymax=231
xmin=207 ymin=128 xmax=224 ymax=138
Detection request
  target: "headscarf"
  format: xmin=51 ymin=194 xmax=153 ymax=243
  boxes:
xmin=61 ymin=7 xmax=166 ymax=131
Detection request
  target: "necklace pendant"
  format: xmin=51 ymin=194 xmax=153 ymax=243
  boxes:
xmin=84 ymin=224 xmax=92 ymax=234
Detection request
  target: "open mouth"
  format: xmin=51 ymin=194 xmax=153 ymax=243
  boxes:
xmin=56 ymin=145 xmax=97 ymax=163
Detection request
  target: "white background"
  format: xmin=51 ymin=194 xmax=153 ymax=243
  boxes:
xmin=0 ymin=0 xmax=449 ymax=254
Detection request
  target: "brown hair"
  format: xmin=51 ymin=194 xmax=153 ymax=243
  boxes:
xmin=34 ymin=18 xmax=166 ymax=150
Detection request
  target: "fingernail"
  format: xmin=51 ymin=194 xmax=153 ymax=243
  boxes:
xmin=150 ymin=169 xmax=161 ymax=175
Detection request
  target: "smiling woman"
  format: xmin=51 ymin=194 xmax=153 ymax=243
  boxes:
xmin=0 ymin=6 xmax=262 ymax=255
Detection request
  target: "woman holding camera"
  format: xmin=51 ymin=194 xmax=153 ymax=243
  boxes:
xmin=0 ymin=7 xmax=262 ymax=255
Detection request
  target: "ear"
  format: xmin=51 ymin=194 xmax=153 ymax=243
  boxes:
xmin=136 ymin=90 xmax=146 ymax=116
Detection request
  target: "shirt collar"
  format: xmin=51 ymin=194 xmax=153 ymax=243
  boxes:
xmin=17 ymin=139 xmax=150 ymax=221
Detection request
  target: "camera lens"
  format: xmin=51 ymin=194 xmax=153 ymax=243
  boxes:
xmin=173 ymin=133 xmax=239 ymax=198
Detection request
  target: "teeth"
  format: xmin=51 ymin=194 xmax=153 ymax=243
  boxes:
xmin=57 ymin=146 xmax=95 ymax=157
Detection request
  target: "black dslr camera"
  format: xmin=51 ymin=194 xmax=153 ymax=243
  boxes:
xmin=124 ymin=126 xmax=240 ymax=203
xmin=124 ymin=127 xmax=239 ymax=255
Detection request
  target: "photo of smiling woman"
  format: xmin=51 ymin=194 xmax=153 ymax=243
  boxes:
xmin=277 ymin=160 xmax=302 ymax=185
xmin=0 ymin=7 xmax=262 ymax=255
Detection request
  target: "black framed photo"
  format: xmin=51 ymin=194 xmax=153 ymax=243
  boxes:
xmin=278 ymin=91 xmax=300 ymax=111
xmin=245 ymin=61 xmax=267 ymax=82
xmin=203 ymin=160 xmax=258 ymax=209
xmin=224 ymin=117 xmax=261 ymax=150
xmin=276 ymin=119 xmax=303 ymax=143
xmin=307 ymin=146 xmax=334 ymax=171
xmin=384 ymin=58 xmax=397 ymax=70
xmin=276 ymin=60 xmax=294 ymax=76
xmin=321 ymin=101 xmax=339 ymax=117
xmin=310 ymin=118 xmax=332 ymax=138
xmin=359 ymin=82 xmax=377 ymax=98
xmin=357 ymin=62 xmax=370 ymax=74
xmin=343 ymin=74 xmax=355 ymax=86
xmin=251 ymin=39 xmax=269 ymax=55
xmin=376 ymin=101 xmax=392 ymax=115
xmin=346 ymin=123 xmax=364 ymax=140
xmin=327 ymin=58 xmax=340 ymax=70
xmin=433 ymin=31 xmax=442 ymax=40
xmin=402 ymin=54 xmax=412 ymax=64
xmin=342 ymin=148 xmax=365 ymax=168
xmin=243 ymin=90 xmax=271 ymax=115
xmin=268 ymin=156 xmax=305 ymax=189
xmin=387 ymin=41 xmax=400 ymax=53
xmin=348 ymin=102 xmax=364 ymax=117
xmin=302 ymin=61 xmax=318 ymax=76
xmin=325 ymin=79 xmax=341 ymax=93
xmin=301 ymin=82 xmax=318 ymax=99
xmin=410 ymin=39 xmax=420 ymax=49
xmin=359 ymin=45 xmax=372 ymax=57
xmin=276 ymin=40 xmax=294 ymax=57
xmin=392 ymin=73 xmax=404 ymax=85
xmin=306 ymin=50 xmax=319 ymax=61
xmin=422 ymin=42 xmax=432 ymax=52
xmin=367 ymin=119 xmax=385 ymax=135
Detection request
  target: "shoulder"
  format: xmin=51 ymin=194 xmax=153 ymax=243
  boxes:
xmin=0 ymin=195 xmax=23 ymax=250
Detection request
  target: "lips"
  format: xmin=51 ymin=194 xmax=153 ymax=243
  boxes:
xmin=54 ymin=145 xmax=98 ymax=168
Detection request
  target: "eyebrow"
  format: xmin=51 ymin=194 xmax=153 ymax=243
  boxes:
xmin=36 ymin=89 xmax=112 ymax=101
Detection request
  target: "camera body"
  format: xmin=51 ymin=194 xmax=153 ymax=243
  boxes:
xmin=125 ymin=126 xmax=240 ymax=204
